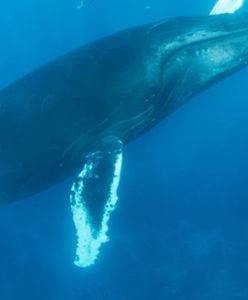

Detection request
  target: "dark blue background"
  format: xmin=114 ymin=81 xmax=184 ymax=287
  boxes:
xmin=0 ymin=1 xmax=248 ymax=299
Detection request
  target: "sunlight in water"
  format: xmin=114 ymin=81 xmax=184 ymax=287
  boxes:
xmin=70 ymin=152 xmax=123 ymax=268
xmin=77 ymin=1 xmax=85 ymax=9
xmin=210 ymin=0 xmax=244 ymax=15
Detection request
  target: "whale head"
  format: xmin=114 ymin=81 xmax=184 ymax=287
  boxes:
xmin=149 ymin=13 xmax=248 ymax=115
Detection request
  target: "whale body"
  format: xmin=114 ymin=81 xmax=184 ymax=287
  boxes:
xmin=0 ymin=13 xmax=248 ymax=267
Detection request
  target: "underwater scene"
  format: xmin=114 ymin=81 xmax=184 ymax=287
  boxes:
xmin=0 ymin=0 xmax=248 ymax=299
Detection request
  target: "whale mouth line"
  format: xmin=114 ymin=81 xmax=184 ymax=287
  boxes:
xmin=160 ymin=27 xmax=248 ymax=75
xmin=188 ymin=29 xmax=248 ymax=48
xmin=173 ymin=28 xmax=248 ymax=59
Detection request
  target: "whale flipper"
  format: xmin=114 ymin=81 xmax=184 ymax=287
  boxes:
xmin=70 ymin=137 xmax=123 ymax=267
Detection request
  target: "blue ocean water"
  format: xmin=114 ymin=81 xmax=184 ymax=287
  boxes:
xmin=0 ymin=0 xmax=248 ymax=299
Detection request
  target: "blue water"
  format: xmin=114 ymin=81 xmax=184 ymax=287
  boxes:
xmin=0 ymin=0 xmax=248 ymax=299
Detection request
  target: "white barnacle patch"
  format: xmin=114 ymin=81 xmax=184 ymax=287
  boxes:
xmin=202 ymin=46 xmax=235 ymax=66
xmin=210 ymin=0 xmax=244 ymax=15
xmin=70 ymin=152 xmax=123 ymax=268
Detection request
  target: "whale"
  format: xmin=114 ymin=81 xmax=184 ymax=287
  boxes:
xmin=0 ymin=13 xmax=248 ymax=267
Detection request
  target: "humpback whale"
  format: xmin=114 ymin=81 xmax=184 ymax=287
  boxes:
xmin=0 ymin=13 xmax=248 ymax=267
